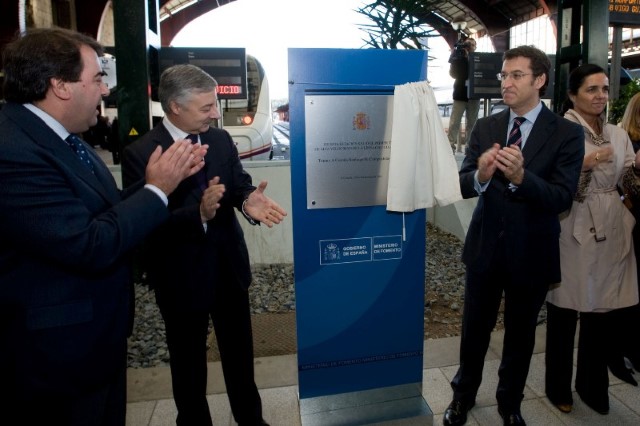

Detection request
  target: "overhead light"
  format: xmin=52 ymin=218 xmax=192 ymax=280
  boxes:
xmin=451 ymin=20 xmax=467 ymax=31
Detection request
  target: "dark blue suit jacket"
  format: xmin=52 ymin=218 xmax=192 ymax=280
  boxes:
xmin=122 ymin=124 xmax=256 ymax=312
xmin=459 ymin=104 xmax=585 ymax=285
xmin=0 ymin=103 xmax=170 ymax=398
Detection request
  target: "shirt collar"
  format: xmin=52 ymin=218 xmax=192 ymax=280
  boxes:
xmin=162 ymin=116 xmax=198 ymax=143
xmin=510 ymin=101 xmax=543 ymax=125
xmin=23 ymin=103 xmax=71 ymax=141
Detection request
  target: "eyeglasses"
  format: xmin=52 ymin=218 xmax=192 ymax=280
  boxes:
xmin=497 ymin=72 xmax=533 ymax=81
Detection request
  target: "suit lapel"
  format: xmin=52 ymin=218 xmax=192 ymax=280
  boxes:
xmin=489 ymin=105 xmax=556 ymax=168
xmin=156 ymin=125 xmax=209 ymax=197
xmin=85 ymin=148 xmax=121 ymax=202
xmin=521 ymin=105 xmax=556 ymax=168
xmin=490 ymin=109 xmax=510 ymax=148
xmin=58 ymin=138 xmax=121 ymax=204
xmin=5 ymin=104 xmax=120 ymax=204
xmin=199 ymin=129 xmax=218 ymax=181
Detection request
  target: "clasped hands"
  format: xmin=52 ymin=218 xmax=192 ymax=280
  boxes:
xmin=145 ymin=139 xmax=208 ymax=196
xmin=478 ymin=143 xmax=524 ymax=185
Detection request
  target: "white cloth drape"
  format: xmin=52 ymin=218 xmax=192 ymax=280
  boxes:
xmin=386 ymin=81 xmax=462 ymax=212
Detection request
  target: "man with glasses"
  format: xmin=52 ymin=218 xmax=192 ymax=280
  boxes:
xmin=448 ymin=36 xmax=480 ymax=153
xmin=443 ymin=45 xmax=584 ymax=426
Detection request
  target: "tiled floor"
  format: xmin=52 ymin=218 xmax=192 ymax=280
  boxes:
xmin=126 ymin=326 xmax=640 ymax=425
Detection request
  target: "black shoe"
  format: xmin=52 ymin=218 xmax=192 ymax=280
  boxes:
xmin=579 ymin=395 xmax=609 ymax=415
xmin=624 ymin=352 xmax=640 ymax=373
xmin=498 ymin=408 xmax=526 ymax=426
xmin=576 ymin=388 xmax=609 ymax=415
xmin=443 ymin=399 xmax=474 ymax=426
xmin=609 ymin=358 xmax=638 ymax=386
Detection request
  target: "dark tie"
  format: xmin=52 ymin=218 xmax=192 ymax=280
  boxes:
xmin=65 ymin=134 xmax=95 ymax=173
xmin=506 ymin=117 xmax=526 ymax=147
xmin=185 ymin=133 xmax=207 ymax=191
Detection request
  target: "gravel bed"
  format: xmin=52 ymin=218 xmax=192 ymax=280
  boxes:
xmin=127 ymin=223 xmax=545 ymax=368
xmin=127 ymin=264 xmax=296 ymax=368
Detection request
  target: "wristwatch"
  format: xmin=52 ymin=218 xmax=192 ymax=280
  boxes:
xmin=241 ymin=199 xmax=258 ymax=225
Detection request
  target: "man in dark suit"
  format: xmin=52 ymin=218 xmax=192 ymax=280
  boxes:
xmin=443 ymin=46 xmax=585 ymax=426
xmin=0 ymin=28 xmax=206 ymax=425
xmin=122 ymin=64 xmax=286 ymax=426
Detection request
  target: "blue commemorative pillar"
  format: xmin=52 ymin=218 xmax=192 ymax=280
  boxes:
xmin=289 ymin=48 xmax=432 ymax=425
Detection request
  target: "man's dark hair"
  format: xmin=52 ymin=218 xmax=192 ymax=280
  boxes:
xmin=2 ymin=27 xmax=104 ymax=103
xmin=503 ymin=45 xmax=551 ymax=97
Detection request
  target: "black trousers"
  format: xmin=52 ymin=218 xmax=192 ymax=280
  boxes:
xmin=613 ymin=303 xmax=640 ymax=368
xmin=545 ymin=302 xmax=612 ymax=411
xmin=544 ymin=302 xmax=577 ymax=405
xmin=451 ymin=242 xmax=548 ymax=412
xmin=159 ymin=281 xmax=263 ymax=426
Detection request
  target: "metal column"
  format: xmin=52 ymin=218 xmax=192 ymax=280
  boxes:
xmin=111 ymin=0 xmax=160 ymax=163
xmin=553 ymin=0 xmax=610 ymax=112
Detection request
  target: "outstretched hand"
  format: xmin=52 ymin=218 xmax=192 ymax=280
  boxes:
xmin=244 ymin=181 xmax=287 ymax=227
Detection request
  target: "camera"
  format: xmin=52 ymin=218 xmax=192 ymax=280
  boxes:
xmin=450 ymin=39 xmax=470 ymax=60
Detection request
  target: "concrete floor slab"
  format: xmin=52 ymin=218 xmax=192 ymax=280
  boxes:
xmin=260 ymin=386 xmax=302 ymax=426
xmin=422 ymin=368 xmax=455 ymax=415
xmin=423 ymin=336 xmax=460 ymax=369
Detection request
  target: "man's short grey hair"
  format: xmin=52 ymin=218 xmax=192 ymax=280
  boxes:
xmin=158 ymin=64 xmax=218 ymax=113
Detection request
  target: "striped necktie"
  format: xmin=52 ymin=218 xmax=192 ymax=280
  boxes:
xmin=506 ymin=117 xmax=526 ymax=147
xmin=65 ymin=134 xmax=95 ymax=173
xmin=185 ymin=133 xmax=207 ymax=191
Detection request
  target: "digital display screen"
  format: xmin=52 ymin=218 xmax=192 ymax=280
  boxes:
xmin=158 ymin=47 xmax=247 ymax=100
xmin=468 ymin=53 xmax=555 ymax=100
xmin=217 ymin=85 xmax=243 ymax=95
xmin=610 ymin=0 xmax=640 ymax=26
xmin=215 ymin=75 xmax=243 ymax=96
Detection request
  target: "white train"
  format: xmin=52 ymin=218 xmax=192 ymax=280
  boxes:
xmin=220 ymin=55 xmax=273 ymax=161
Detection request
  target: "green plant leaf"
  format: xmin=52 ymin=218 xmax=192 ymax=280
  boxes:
xmin=610 ymin=79 xmax=640 ymax=124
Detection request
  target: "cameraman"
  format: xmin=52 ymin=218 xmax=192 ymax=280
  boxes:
xmin=448 ymin=37 xmax=479 ymax=153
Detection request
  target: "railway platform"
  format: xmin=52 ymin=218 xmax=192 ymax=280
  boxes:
xmin=126 ymin=325 xmax=640 ymax=425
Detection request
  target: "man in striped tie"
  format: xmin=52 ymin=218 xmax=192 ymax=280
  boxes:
xmin=443 ymin=45 xmax=585 ymax=426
